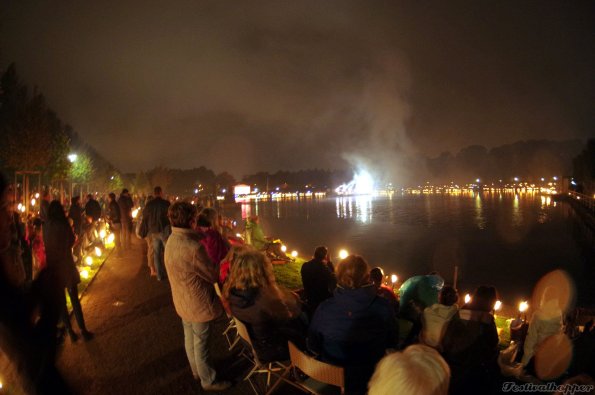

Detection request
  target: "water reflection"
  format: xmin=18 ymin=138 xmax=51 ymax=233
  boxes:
xmin=474 ymin=192 xmax=486 ymax=229
xmin=512 ymin=194 xmax=522 ymax=227
xmin=335 ymin=196 xmax=373 ymax=223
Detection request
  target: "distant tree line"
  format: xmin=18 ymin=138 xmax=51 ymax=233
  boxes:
xmin=424 ymin=139 xmax=584 ymax=184
xmin=0 ymin=63 xmax=121 ymax=195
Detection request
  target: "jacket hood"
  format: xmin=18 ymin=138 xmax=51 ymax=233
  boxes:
xmin=427 ymin=303 xmax=459 ymax=320
xmin=229 ymin=287 xmax=260 ymax=309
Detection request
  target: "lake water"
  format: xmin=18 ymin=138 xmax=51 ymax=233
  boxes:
xmin=223 ymin=192 xmax=594 ymax=306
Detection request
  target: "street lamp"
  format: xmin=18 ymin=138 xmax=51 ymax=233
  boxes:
xmin=68 ymin=153 xmax=78 ymax=200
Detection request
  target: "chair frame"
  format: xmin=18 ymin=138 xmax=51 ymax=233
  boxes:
xmin=271 ymin=341 xmax=345 ymax=395
xmin=233 ymin=317 xmax=289 ymax=395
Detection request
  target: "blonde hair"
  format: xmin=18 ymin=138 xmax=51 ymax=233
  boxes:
xmin=368 ymin=345 xmax=450 ymax=395
xmin=223 ymin=248 xmax=277 ymax=298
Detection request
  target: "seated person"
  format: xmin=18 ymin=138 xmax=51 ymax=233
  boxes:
xmin=369 ymin=267 xmax=399 ymax=316
xmin=244 ymin=216 xmax=268 ymax=250
xmin=421 ymin=285 xmax=459 ymax=349
xmin=368 ymin=344 xmax=450 ymax=395
xmin=224 ymin=248 xmax=304 ymax=362
xmin=300 ymin=246 xmax=336 ymax=318
xmin=442 ymin=285 xmax=499 ymax=394
xmin=399 ymin=273 xmax=444 ymax=346
xmin=308 ymin=255 xmax=397 ymax=394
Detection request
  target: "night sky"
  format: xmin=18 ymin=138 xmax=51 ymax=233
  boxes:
xmin=1 ymin=1 xmax=593 ymax=178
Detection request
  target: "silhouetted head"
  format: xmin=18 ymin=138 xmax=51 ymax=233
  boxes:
xmin=108 ymin=193 xmax=116 ymax=201
xmin=314 ymin=246 xmax=328 ymax=260
xmin=369 ymin=267 xmax=384 ymax=287
xmin=71 ymin=196 xmax=80 ymax=206
xmin=48 ymin=200 xmax=67 ymax=222
xmin=154 ymin=186 xmax=162 ymax=197
xmin=469 ymin=285 xmax=498 ymax=312
xmin=439 ymin=285 xmax=459 ymax=306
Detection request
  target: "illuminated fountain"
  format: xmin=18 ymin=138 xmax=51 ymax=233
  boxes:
xmin=335 ymin=170 xmax=375 ymax=196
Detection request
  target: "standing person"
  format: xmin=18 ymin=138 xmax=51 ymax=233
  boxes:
xmin=143 ymin=186 xmax=170 ymax=281
xmin=67 ymin=196 xmax=83 ymax=238
xmin=138 ymin=195 xmax=155 ymax=276
xmin=107 ymin=193 xmax=122 ymax=253
xmin=300 ymin=246 xmax=336 ymax=318
xmin=118 ymin=189 xmax=133 ymax=250
xmin=196 ymin=208 xmax=230 ymax=268
xmin=43 ymin=201 xmax=93 ymax=342
xmin=164 ymin=201 xmax=231 ymax=391
xmin=39 ymin=190 xmax=50 ymax=224
xmin=84 ymin=194 xmax=101 ymax=223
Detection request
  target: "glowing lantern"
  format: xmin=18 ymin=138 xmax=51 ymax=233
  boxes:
xmin=391 ymin=274 xmax=398 ymax=284
xmin=281 ymin=245 xmax=287 ymax=253
xmin=95 ymin=247 xmax=102 ymax=257
xmin=494 ymin=300 xmax=502 ymax=311
xmin=464 ymin=294 xmax=471 ymax=304
xmin=291 ymin=250 xmax=298 ymax=258
xmin=106 ymin=233 xmax=115 ymax=244
xmin=99 ymin=229 xmax=107 ymax=239
xmin=338 ymin=249 xmax=349 ymax=260
xmin=80 ymin=269 xmax=89 ymax=279
xmin=85 ymin=256 xmax=93 ymax=266
xmin=519 ymin=301 xmax=529 ymax=313
xmin=31 ymin=198 xmax=36 ymax=206
xmin=35 ymin=193 xmax=40 ymax=199
xmin=132 ymin=208 xmax=139 ymax=219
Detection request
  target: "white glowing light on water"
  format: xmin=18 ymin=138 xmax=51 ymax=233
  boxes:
xmin=85 ymin=256 xmax=93 ymax=266
xmin=464 ymin=294 xmax=471 ymax=304
xmin=335 ymin=170 xmax=375 ymax=195
xmin=281 ymin=245 xmax=287 ymax=252
xmin=519 ymin=301 xmax=529 ymax=313
xmin=95 ymin=247 xmax=102 ymax=257
xmin=338 ymin=249 xmax=349 ymax=259
xmin=291 ymin=250 xmax=298 ymax=258
xmin=494 ymin=300 xmax=502 ymax=311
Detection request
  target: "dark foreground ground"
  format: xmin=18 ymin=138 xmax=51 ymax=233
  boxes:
xmin=57 ymin=239 xmax=303 ymax=395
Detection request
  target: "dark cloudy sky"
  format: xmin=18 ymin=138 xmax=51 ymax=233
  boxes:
xmin=1 ymin=1 xmax=593 ymax=178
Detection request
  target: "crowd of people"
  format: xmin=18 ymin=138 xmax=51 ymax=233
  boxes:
xmin=161 ymin=195 xmax=595 ymax=395
xmin=2 ymin=177 xmax=594 ymax=395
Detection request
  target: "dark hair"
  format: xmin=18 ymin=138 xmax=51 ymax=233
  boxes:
xmin=336 ymin=255 xmax=370 ymax=289
xmin=109 ymin=192 xmax=116 ymax=201
xmin=154 ymin=186 xmax=162 ymax=195
xmin=87 ymin=194 xmax=93 ymax=199
xmin=168 ymin=201 xmax=196 ymax=228
xmin=197 ymin=213 xmax=211 ymax=227
xmin=314 ymin=246 xmax=328 ymax=260
xmin=369 ymin=267 xmax=384 ymax=284
xmin=48 ymin=200 xmax=67 ymax=222
xmin=439 ymin=285 xmax=459 ymax=306
xmin=470 ymin=285 xmax=498 ymax=312
xmin=71 ymin=196 xmax=80 ymax=205
xmin=122 ymin=188 xmax=129 ymax=194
